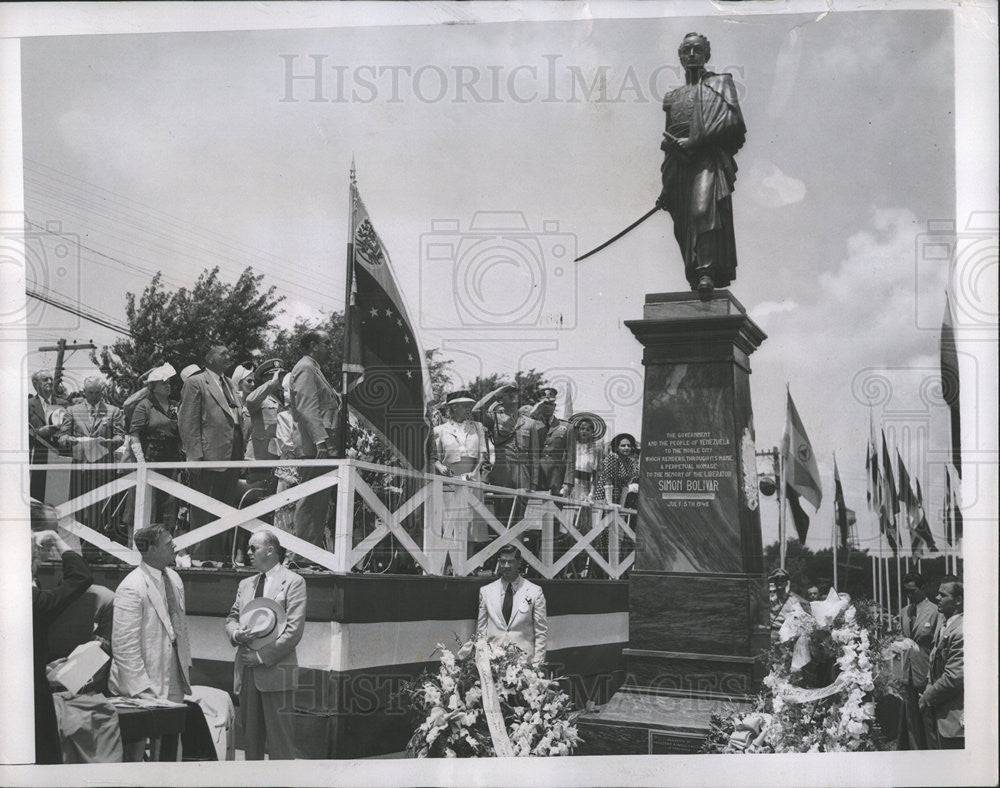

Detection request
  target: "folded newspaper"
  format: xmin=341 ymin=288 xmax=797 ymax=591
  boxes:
xmin=50 ymin=641 xmax=110 ymax=696
xmin=108 ymin=696 xmax=187 ymax=709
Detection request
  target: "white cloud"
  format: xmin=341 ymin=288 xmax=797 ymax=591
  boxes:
xmin=743 ymin=160 xmax=807 ymax=208
xmin=751 ymin=299 xmax=799 ymax=322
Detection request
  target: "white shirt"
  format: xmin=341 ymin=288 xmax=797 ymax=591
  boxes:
xmin=259 ymin=562 xmax=282 ymax=597
xmin=433 ymin=419 xmax=490 ymax=466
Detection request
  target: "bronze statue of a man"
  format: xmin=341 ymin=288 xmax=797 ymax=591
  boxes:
xmin=657 ymin=33 xmax=746 ymax=296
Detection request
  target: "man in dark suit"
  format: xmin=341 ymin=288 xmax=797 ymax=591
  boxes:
xmin=225 ymin=530 xmax=306 ymax=759
xmin=178 ymin=345 xmax=247 ymax=563
xmin=897 ymin=571 xmax=943 ymax=749
xmin=28 ymin=370 xmax=68 ymax=502
xmin=31 ymin=502 xmax=93 ymax=764
xmin=920 ymin=580 xmax=964 ymax=749
xmin=288 ymin=331 xmax=341 ymax=552
xmin=58 ymin=378 xmax=126 ymax=551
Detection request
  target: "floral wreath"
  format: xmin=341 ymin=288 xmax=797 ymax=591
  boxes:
xmin=706 ymin=591 xmax=902 ymax=754
xmin=405 ymin=638 xmax=581 ymax=757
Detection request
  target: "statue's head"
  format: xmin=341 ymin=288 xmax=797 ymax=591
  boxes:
xmin=678 ymin=32 xmax=710 ymax=68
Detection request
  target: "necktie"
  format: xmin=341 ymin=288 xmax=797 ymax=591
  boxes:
xmin=221 ymin=376 xmax=238 ymax=407
xmin=254 ymin=573 xmax=266 ymax=598
xmin=502 ymin=583 xmax=514 ymax=625
xmin=906 ymin=602 xmax=917 ymax=637
xmin=161 ymin=571 xmax=192 ymax=691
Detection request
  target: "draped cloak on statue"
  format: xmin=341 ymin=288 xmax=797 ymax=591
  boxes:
xmin=659 ymin=71 xmax=746 ymax=290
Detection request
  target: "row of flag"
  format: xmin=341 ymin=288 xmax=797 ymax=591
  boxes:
xmin=782 ymin=385 xmax=963 ymax=557
xmin=780 ymin=284 xmax=964 ymax=558
xmin=865 ymin=422 xmax=961 ymax=557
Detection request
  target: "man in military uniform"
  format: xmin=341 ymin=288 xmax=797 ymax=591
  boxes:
xmin=531 ymin=387 xmax=576 ymax=499
xmin=473 ymin=384 xmax=541 ymax=526
xmin=768 ymin=568 xmax=806 ymax=644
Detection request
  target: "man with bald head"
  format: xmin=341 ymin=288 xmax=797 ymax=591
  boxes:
xmin=58 ymin=377 xmax=125 ymax=545
xmin=28 ymin=369 xmax=68 ymax=502
xmin=178 ymin=345 xmax=249 ymax=564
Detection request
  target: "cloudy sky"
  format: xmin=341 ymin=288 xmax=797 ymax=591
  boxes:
xmin=15 ymin=6 xmax=971 ymax=552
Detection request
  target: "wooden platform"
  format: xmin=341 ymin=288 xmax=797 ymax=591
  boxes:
xmin=38 ymin=563 xmax=629 ymax=759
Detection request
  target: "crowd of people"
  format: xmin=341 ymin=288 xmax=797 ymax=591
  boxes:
xmin=27 ymin=334 xmax=641 ymax=571
xmin=30 ymin=497 xmax=548 ymax=762
xmin=767 ymin=568 xmax=965 ymax=751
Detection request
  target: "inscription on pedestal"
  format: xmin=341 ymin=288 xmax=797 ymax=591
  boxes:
xmin=635 ymin=363 xmax=744 ymax=573
xmin=645 ymin=430 xmax=734 ymax=508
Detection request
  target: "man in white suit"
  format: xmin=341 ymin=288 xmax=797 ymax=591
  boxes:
xmin=225 ymin=529 xmax=306 ymax=760
xmin=476 ymin=544 xmax=547 ymax=667
xmin=109 ymin=525 xmax=192 ymax=760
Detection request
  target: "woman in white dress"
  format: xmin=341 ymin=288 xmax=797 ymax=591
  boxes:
xmin=566 ymin=412 xmax=606 ymax=577
xmin=431 ymin=390 xmax=493 ymax=572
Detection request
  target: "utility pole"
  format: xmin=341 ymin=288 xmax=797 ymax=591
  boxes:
xmin=756 ymin=446 xmax=784 ymax=569
xmin=38 ymin=338 xmax=96 ymax=394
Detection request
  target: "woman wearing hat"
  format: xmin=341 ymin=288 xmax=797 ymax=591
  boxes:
xmin=431 ymin=390 xmax=493 ymax=569
xmin=599 ymin=433 xmax=640 ymax=508
xmin=568 ymin=412 xmax=607 ymax=502
xmin=129 ymin=363 xmax=181 ymax=526
xmin=562 ymin=412 xmax=607 ymax=577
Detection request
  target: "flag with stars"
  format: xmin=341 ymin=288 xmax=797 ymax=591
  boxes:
xmin=346 ymin=180 xmax=430 ymax=469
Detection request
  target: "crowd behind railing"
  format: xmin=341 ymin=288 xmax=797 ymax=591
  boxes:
xmin=26 ymin=333 xmax=639 ymax=577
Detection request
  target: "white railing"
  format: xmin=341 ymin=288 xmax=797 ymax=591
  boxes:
xmin=28 ymin=459 xmax=637 ymax=579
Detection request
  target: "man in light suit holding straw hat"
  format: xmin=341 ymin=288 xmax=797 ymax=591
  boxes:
xmin=225 ymin=529 xmax=306 ymax=760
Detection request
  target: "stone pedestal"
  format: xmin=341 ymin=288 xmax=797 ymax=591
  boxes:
xmin=577 ymin=291 xmax=770 ymax=755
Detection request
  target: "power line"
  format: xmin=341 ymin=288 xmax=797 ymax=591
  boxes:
xmin=26 ymin=286 xmax=132 ymax=336
xmin=24 ymin=160 xmax=346 ymax=306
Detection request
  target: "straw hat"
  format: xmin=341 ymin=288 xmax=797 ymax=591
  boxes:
xmin=146 ymin=363 xmax=177 ymax=384
xmin=569 ymin=411 xmax=607 ymax=442
xmin=238 ymin=597 xmax=287 ymax=649
xmin=231 ymin=365 xmax=254 ymax=388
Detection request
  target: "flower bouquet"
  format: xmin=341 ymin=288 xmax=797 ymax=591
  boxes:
xmin=705 ymin=592 xmax=901 ymax=753
xmin=404 ymin=639 xmax=582 ymax=757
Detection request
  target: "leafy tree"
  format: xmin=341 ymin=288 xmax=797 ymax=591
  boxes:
xmin=466 ymin=369 xmax=549 ymax=405
xmin=765 ymin=539 xmax=881 ymax=602
xmin=93 ymin=267 xmax=283 ymax=401
xmin=424 ymin=348 xmax=454 ymax=405
xmin=262 ymin=311 xmax=346 ymax=383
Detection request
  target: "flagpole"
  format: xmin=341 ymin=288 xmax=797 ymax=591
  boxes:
xmin=338 ymin=161 xmax=357 ymax=459
xmin=894 ymin=511 xmax=903 ymax=618
xmin=778 ymin=445 xmax=787 ymax=570
xmin=870 ymin=552 xmax=876 ymax=603
xmin=831 ymin=453 xmax=838 ymax=591
xmin=832 ymin=509 xmax=838 ymax=591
